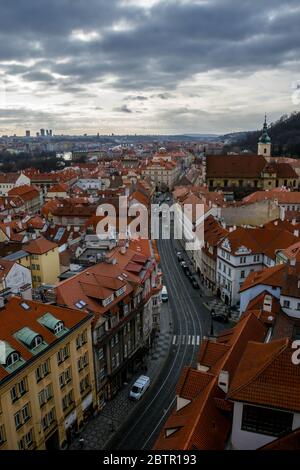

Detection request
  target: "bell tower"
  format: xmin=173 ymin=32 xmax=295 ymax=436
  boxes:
xmin=258 ymin=115 xmax=272 ymax=161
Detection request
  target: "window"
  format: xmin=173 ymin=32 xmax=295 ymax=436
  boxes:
xmin=241 ymin=271 xmax=245 ymax=279
xmin=10 ymin=379 xmax=27 ymax=403
xmin=32 ymin=336 xmax=43 ymax=349
xmin=297 ymin=303 xmax=300 ymax=311
xmin=21 ymin=404 xmax=30 ymax=423
xmin=14 ymin=412 xmax=21 ymax=430
xmin=54 ymin=322 xmax=64 ymax=335
xmin=0 ymin=424 xmax=6 ymax=446
xmin=6 ymin=352 xmax=20 ymax=367
xmin=59 ymin=368 xmax=72 ymax=389
xmin=98 ymin=348 xmax=104 ymax=360
xmin=11 ymin=386 xmax=18 ymax=403
xmin=283 ymin=300 xmax=290 ymax=308
xmin=241 ymin=404 xmax=293 ymax=437
xmin=62 ymin=390 xmax=74 ymax=411
xmin=18 ymin=429 xmax=34 ymax=450
xmin=36 ymin=360 xmax=50 ymax=383
xmin=57 ymin=345 xmax=70 ymax=365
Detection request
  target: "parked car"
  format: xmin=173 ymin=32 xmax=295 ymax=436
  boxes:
xmin=176 ymin=251 xmax=183 ymax=261
xmin=161 ymin=285 xmax=169 ymax=302
xmin=211 ymin=309 xmax=229 ymax=323
xmin=129 ymin=376 xmax=151 ymax=401
xmin=191 ymin=278 xmax=200 ymax=289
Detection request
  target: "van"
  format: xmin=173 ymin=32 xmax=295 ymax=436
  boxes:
xmin=161 ymin=285 xmax=168 ymax=302
xmin=129 ymin=375 xmax=150 ymax=401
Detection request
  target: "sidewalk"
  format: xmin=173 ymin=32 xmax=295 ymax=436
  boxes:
xmin=69 ymin=302 xmax=172 ymax=450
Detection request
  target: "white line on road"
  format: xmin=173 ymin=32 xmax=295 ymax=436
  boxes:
xmin=188 ymin=335 xmax=191 ymax=345
xmin=172 ymin=335 xmax=176 ymax=345
xmin=197 ymin=335 xmax=200 ymax=345
xmin=192 ymin=336 xmax=195 ymax=345
xmin=181 ymin=336 xmax=185 ymax=345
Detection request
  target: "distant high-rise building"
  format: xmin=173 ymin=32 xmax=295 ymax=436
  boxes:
xmin=40 ymin=128 xmax=45 ymax=137
xmin=49 ymin=130 xmax=53 ymax=136
xmin=25 ymin=130 xmax=30 ymax=137
xmin=36 ymin=132 xmax=40 ymax=137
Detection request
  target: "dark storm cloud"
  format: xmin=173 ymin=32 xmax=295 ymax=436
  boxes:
xmin=1 ymin=0 xmax=300 ymax=93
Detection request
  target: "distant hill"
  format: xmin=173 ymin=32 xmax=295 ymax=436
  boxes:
xmin=221 ymin=112 xmax=300 ymax=157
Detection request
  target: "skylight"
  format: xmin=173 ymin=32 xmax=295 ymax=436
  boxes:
xmin=75 ymin=300 xmax=87 ymax=309
xmin=20 ymin=302 xmax=30 ymax=311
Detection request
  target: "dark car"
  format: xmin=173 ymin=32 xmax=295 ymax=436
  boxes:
xmin=176 ymin=251 xmax=184 ymax=262
xmin=185 ymin=267 xmax=193 ymax=277
xmin=211 ymin=309 xmax=229 ymax=323
xmin=180 ymin=261 xmax=188 ymax=269
xmin=191 ymin=278 xmax=200 ymax=289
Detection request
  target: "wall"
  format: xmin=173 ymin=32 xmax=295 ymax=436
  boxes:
xmin=220 ymin=200 xmax=280 ymax=227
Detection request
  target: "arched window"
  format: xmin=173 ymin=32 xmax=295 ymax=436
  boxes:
xmin=32 ymin=336 xmax=43 ymax=349
xmin=6 ymin=352 xmax=20 ymax=367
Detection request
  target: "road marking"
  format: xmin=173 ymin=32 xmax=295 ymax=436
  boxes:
xmin=192 ymin=336 xmax=195 ymax=345
xmin=172 ymin=335 xmax=176 ymax=345
xmin=188 ymin=335 xmax=191 ymax=345
xmin=197 ymin=335 xmax=200 ymax=345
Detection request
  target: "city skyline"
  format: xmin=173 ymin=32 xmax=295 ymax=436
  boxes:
xmin=0 ymin=0 xmax=300 ymax=135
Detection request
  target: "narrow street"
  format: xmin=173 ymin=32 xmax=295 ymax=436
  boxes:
xmin=106 ymin=221 xmax=233 ymax=450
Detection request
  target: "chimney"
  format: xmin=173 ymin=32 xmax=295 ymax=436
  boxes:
xmin=292 ymin=218 xmax=297 ymax=226
xmin=290 ymin=258 xmax=296 ymax=266
xmin=218 ymin=370 xmax=229 ymax=393
xmin=294 ymin=229 xmax=299 ymax=237
xmin=120 ymin=246 xmax=127 ymax=255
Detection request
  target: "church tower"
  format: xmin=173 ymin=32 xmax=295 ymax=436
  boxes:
xmin=258 ymin=115 xmax=272 ymax=160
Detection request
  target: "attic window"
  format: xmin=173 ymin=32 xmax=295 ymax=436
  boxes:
xmin=54 ymin=322 xmax=65 ymax=335
xmin=6 ymin=351 xmax=20 ymax=367
xmin=20 ymin=302 xmax=30 ymax=311
xmin=32 ymin=335 xmax=43 ymax=349
xmin=75 ymin=300 xmax=87 ymax=309
xmin=15 ymin=327 xmax=46 ymax=352
xmin=122 ymin=273 xmax=128 ymax=278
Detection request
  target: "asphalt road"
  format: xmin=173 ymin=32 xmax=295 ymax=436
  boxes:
xmin=106 ymin=218 xmax=230 ymax=450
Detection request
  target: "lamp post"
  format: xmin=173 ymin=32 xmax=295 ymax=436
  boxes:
xmin=210 ymin=310 xmax=214 ymax=337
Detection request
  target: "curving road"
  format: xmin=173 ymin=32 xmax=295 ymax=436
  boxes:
xmin=106 ymin=222 xmax=230 ymax=450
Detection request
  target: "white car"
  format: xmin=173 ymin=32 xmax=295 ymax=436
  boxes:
xmin=129 ymin=376 xmax=150 ymax=401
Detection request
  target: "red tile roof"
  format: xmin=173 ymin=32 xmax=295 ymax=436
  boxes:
xmin=228 ymin=338 xmax=300 ymax=412
xmin=25 ymin=237 xmax=58 ymax=255
xmin=0 ymin=296 xmax=92 ymax=382
xmin=154 ymin=313 xmax=267 ymax=450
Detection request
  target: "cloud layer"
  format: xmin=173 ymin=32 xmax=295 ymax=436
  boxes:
xmin=0 ymin=0 xmax=300 ymax=134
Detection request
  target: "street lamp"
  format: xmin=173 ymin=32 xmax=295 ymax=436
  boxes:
xmin=210 ymin=310 xmax=214 ymax=337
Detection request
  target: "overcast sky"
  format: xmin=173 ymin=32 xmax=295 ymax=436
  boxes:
xmin=0 ymin=0 xmax=299 ymax=136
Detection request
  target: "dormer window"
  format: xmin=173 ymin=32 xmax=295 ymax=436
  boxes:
xmin=38 ymin=313 xmax=68 ymax=337
xmin=32 ymin=335 xmax=43 ymax=349
xmin=54 ymin=321 xmax=64 ymax=335
xmin=6 ymin=351 xmax=20 ymax=367
xmin=15 ymin=328 xmax=47 ymax=353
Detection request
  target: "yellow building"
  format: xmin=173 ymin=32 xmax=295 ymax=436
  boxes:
xmin=24 ymin=237 xmax=60 ymax=288
xmin=0 ymin=297 xmax=95 ymax=450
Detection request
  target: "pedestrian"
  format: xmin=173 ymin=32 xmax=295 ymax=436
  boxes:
xmin=79 ymin=437 xmax=85 ymax=449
